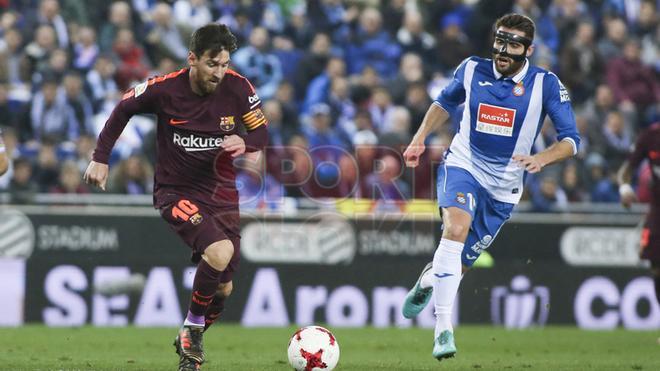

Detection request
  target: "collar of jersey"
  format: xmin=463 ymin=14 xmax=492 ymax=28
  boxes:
xmin=492 ymin=58 xmax=529 ymax=83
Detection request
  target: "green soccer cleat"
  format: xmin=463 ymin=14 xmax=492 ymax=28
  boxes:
xmin=402 ymin=262 xmax=433 ymax=319
xmin=432 ymin=330 xmax=457 ymax=360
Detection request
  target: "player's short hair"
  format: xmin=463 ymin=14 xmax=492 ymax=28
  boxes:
xmin=190 ymin=23 xmax=238 ymax=58
xmin=495 ymin=13 xmax=535 ymax=40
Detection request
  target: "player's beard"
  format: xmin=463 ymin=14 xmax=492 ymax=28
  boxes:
xmin=493 ymin=53 xmax=524 ymax=76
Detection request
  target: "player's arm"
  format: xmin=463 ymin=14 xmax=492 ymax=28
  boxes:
xmin=0 ymin=130 xmax=8 ymax=176
xmin=223 ymin=78 xmax=268 ymax=158
xmin=514 ymin=73 xmax=580 ymax=173
xmin=404 ymin=59 xmax=468 ymax=167
xmin=84 ymin=80 xmax=159 ymax=190
xmin=617 ymin=129 xmax=648 ymax=208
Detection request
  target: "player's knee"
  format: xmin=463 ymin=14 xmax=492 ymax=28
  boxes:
xmin=203 ymin=240 xmax=234 ymax=271
xmin=443 ymin=223 xmax=469 ymax=241
xmin=217 ymin=281 xmax=233 ymax=298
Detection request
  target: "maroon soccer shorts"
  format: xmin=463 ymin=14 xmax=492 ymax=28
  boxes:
xmin=640 ymin=214 xmax=660 ymax=264
xmin=159 ymin=196 xmax=241 ymax=283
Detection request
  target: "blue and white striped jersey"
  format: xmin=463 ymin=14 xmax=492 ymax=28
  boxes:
xmin=434 ymin=56 xmax=580 ymax=204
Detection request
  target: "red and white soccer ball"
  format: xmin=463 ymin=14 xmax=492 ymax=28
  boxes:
xmin=287 ymin=325 xmax=340 ymax=371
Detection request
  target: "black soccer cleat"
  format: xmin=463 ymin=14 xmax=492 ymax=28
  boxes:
xmin=176 ymin=325 xmax=205 ymax=366
xmin=178 ymin=357 xmax=201 ymax=371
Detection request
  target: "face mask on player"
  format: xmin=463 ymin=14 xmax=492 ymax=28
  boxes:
xmin=491 ymin=30 xmax=532 ymax=62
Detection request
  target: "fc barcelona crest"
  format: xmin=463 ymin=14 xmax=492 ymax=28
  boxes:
xmin=219 ymin=116 xmax=235 ymax=131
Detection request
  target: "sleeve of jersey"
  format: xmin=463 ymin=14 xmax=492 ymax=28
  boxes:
xmin=92 ymin=80 xmax=159 ymax=164
xmin=433 ymin=58 xmax=468 ymax=115
xmin=237 ymin=77 xmax=268 ymax=152
xmin=543 ymin=73 xmax=580 ymax=155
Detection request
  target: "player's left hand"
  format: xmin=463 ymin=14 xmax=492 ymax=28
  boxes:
xmin=512 ymin=154 xmax=543 ymax=173
xmin=221 ymin=135 xmax=246 ymax=157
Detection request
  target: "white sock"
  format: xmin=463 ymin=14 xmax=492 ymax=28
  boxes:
xmin=420 ymin=266 xmax=434 ymax=289
xmin=432 ymin=238 xmax=464 ymax=339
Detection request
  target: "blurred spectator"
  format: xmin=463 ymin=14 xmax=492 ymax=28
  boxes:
xmin=528 ymin=172 xmax=569 ymax=212
xmin=303 ymin=103 xmax=344 ymax=150
xmin=108 ymin=154 xmax=153 ymax=194
xmin=560 ymin=159 xmax=587 ymax=202
xmin=233 ymin=26 xmax=283 ymax=100
xmin=145 ymin=2 xmax=189 ymax=63
xmin=343 ymin=7 xmax=401 ymax=77
xmin=405 ymin=82 xmax=432 ymax=136
xmin=26 ymin=0 xmax=69 ymax=49
xmin=382 ymin=0 xmax=406 ymax=36
xmin=86 ymin=54 xmax=119 ymax=113
xmin=8 ymin=157 xmax=38 ymax=204
xmin=23 ymin=24 xmax=58 ymax=80
xmin=32 ymin=142 xmax=60 ymax=192
xmin=327 ymin=76 xmax=356 ymax=143
xmin=396 ymin=9 xmax=436 ymax=66
xmin=585 ymin=152 xmax=619 ymax=202
xmin=113 ymin=28 xmax=150 ymax=91
xmin=50 ymin=160 xmax=89 ymax=194
xmin=606 ymin=38 xmax=660 ymax=124
xmin=597 ymin=17 xmax=627 ymax=60
xmin=19 ymin=76 xmax=78 ymax=144
xmin=303 ymin=55 xmax=346 ymax=113
xmin=387 ymin=52 xmax=425 ymax=105
xmin=368 ymin=86 xmax=395 ymax=134
xmin=435 ymin=13 xmax=471 ymax=73
xmin=411 ymin=134 xmax=448 ymax=199
xmin=363 ymin=154 xmax=410 ymax=200
xmin=632 ymin=0 xmax=657 ymax=38
xmin=72 ymin=26 xmax=99 ymax=72
xmin=0 ymin=28 xmax=30 ymax=86
xmin=548 ymin=0 xmax=588 ymax=47
xmin=596 ymin=110 xmax=633 ymax=170
xmin=559 ymin=20 xmax=603 ymax=104
xmin=173 ymin=0 xmax=213 ymax=32
xmin=99 ymin=1 xmax=136 ymax=52
xmin=62 ymin=72 xmax=94 ymax=137
xmin=295 ymin=32 xmax=333 ymax=100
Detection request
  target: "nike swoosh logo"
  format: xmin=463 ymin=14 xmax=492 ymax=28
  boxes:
xmin=169 ymin=118 xmax=189 ymax=125
xmin=478 ymin=81 xmax=493 ymax=86
xmin=435 ymin=273 xmax=454 ymax=279
xmin=466 ymin=254 xmax=477 ymax=260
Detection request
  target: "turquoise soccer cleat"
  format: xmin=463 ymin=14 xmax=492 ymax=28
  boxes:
xmin=432 ymin=330 xmax=457 ymax=360
xmin=402 ymin=262 xmax=433 ymax=319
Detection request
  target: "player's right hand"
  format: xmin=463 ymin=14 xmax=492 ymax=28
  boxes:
xmin=403 ymin=139 xmax=425 ymax=167
xmin=83 ymin=161 xmax=109 ymax=191
xmin=619 ymin=184 xmax=637 ymax=209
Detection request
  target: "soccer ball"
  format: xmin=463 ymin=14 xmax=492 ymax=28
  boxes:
xmin=287 ymin=325 xmax=340 ymax=371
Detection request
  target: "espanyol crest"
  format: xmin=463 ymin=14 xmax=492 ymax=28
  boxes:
xmin=219 ymin=116 xmax=235 ymax=131
xmin=512 ymin=82 xmax=525 ymax=96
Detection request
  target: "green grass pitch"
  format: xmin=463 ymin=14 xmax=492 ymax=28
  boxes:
xmin=0 ymin=325 xmax=658 ymax=370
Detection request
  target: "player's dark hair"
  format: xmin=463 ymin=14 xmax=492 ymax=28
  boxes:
xmin=190 ymin=24 xmax=238 ymax=58
xmin=495 ymin=14 xmax=535 ymax=40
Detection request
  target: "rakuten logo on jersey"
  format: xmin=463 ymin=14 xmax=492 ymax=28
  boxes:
xmin=173 ymin=132 xmax=223 ymax=152
xmin=476 ymin=103 xmax=516 ymax=137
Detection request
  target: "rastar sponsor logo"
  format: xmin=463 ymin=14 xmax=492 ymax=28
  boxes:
xmin=476 ymin=103 xmax=516 ymax=137
xmin=173 ymin=132 xmax=223 ymax=152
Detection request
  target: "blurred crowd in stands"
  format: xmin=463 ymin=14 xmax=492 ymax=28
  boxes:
xmin=0 ymin=0 xmax=658 ymax=211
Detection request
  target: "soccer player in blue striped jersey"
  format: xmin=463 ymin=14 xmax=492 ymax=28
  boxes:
xmin=401 ymin=13 xmax=580 ymax=360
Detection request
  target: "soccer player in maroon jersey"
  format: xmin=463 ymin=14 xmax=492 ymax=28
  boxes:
xmin=83 ymin=24 xmax=268 ymax=371
xmin=618 ymin=123 xmax=660 ymax=309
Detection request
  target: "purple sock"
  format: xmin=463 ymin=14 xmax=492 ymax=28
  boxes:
xmin=186 ymin=310 xmax=206 ymax=326
xmin=188 ymin=260 xmax=222 ymax=322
